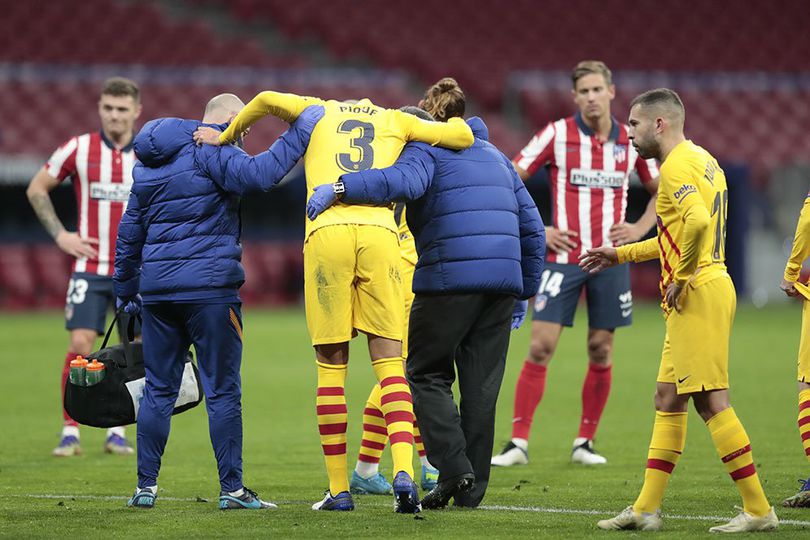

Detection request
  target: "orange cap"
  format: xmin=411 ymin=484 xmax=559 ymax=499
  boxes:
xmin=86 ymin=360 xmax=105 ymax=372
xmin=70 ymin=356 xmax=88 ymax=367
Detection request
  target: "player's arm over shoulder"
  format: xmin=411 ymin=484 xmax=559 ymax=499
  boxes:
xmin=219 ymin=91 xmax=323 ymax=144
xmin=398 ymin=111 xmax=473 ymax=150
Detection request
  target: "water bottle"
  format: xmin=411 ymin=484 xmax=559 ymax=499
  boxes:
xmin=85 ymin=359 xmax=106 ymax=386
xmin=69 ymin=356 xmax=88 ymax=386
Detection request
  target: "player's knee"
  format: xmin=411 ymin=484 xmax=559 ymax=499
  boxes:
xmin=586 ymin=336 xmax=612 ymax=365
xmin=528 ymin=338 xmax=554 ymax=365
xmin=69 ymin=331 xmax=96 ymax=355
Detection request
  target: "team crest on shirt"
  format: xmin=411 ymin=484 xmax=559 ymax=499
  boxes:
xmin=534 ymin=294 xmax=548 ymax=312
xmin=613 ymin=144 xmax=627 ymax=164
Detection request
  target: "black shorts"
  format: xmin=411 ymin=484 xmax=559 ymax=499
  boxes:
xmin=64 ymin=272 xmax=114 ymax=334
xmin=531 ymin=262 xmax=633 ymax=329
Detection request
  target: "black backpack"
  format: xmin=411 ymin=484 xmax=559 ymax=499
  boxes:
xmin=64 ymin=311 xmax=203 ymax=428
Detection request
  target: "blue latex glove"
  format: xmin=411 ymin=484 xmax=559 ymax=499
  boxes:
xmin=306 ymin=184 xmax=337 ymax=221
xmin=293 ymin=104 xmax=325 ymax=133
xmin=116 ymin=294 xmax=142 ymax=316
xmin=511 ymin=299 xmax=528 ymax=330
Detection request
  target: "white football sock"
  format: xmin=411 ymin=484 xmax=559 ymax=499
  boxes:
xmin=107 ymin=426 xmax=126 ymax=438
xmin=420 ymin=456 xmax=435 ymax=469
xmin=62 ymin=425 xmax=80 ymax=438
xmin=227 ymin=488 xmax=245 ymax=497
xmin=354 ymin=461 xmax=380 ymax=479
xmin=511 ymin=437 xmax=528 ymax=451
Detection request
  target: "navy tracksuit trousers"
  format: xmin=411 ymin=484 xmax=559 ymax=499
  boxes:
xmin=137 ymin=301 xmax=244 ymax=492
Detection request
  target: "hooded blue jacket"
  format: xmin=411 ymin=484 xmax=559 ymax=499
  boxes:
xmin=113 ymin=107 xmax=322 ymax=303
xmin=340 ymin=117 xmax=545 ymax=299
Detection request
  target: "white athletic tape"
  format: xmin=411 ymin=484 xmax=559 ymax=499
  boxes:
xmin=15 ymin=494 xmax=810 ymax=527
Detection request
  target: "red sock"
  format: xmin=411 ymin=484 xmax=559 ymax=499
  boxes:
xmin=62 ymin=351 xmax=78 ymax=427
xmin=579 ymin=363 xmax=612 ymax=440
xmin=511 ymin=361 xmax=547 ymax=440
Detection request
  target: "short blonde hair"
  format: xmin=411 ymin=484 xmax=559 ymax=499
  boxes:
xmin=571 ymin=60 xmax=612 ymax=88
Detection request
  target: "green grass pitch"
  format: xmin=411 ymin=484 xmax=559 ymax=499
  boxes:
xmin=1 ymin=302 xmax=809 ymax=538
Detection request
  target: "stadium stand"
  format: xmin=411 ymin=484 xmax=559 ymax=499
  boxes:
xmin=1 ymin=0 xmax=808 ymax=308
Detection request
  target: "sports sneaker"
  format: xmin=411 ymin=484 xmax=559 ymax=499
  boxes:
xmin=708 ymin=506 xmax=778 ymax=533
xmin=491 ymin=441 xmax=528 ymax=466
xmin=127 ymin=486 xmax=157 ymax=508
xmin=312 ymin=490 xmax=355 ymax=511
xmin=104 ymin=433 xmax=134 ymax=455
xmin=392 ymin=471 xmax=421 ymax=513
xmin=782 ymin=477 xmax=810 ymax=508
xmin=571 ymin=438 xmax=607 ymax=465
xmin=52 ymin=435 xmax=81 ymax=457
xmin=597 ymin=506 xmax=662 ymax=531
xmin=420 ymin=464 xmax=439 ymax=491
xmin=350 ymin=471 xmax=392 ymax=495
xmin=219 ymin=487 xmax=277 ymax=510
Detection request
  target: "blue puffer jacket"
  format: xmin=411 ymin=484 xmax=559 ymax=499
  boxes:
xmin=113 ymin=107 xmax=322 ymax=303
xmin=340 ymin=117 xmax=545 ymax=299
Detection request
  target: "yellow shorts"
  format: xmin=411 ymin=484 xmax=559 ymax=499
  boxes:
xmin=304 ymin=224 xmax=404 ymax=346
xmin=401 ymin=258 xmax=415 ymax=357
xmin=657 ymin=275 xmax=736 ymax=394
xmin=798 ymin=298 xmax=810 ymax=383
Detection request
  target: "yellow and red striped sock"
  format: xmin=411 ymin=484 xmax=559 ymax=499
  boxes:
xmin=357 ymin=383 xmax=388 ymax=468
xmin=799 ymin=389 xmax=810 ymax=462
xmin=413 ymin=420 xmax=426 ymax=459
xmin=707 ymin=407 xmax=771 ymax=517
xmin=633 ymin=411 xmax=687 ymax=514
xmin=372 ymin=357 xmax=414 ymax=478
xmin=316 ymin=361 xmax=349 ymax=495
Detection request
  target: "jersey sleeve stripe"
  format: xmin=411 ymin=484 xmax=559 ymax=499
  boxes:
xmin=45 ymin=137 xmax=78 ymax=181
xmin=515 ymin=123 xmax=555 ymax=173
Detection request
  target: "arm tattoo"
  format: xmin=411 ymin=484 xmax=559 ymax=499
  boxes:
xmin=29 ymin=192 xmax=65 ymax=239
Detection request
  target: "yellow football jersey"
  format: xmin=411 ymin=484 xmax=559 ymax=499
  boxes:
xmin=394 ymin=203 xmax=417 ymax=266
xmin=785 ymin=194 xmax=810 ymax=283
xmin=219 ymin=91 xmax=474 ymax=238
xmin=618 ymin=140 xmax=728 ymax=294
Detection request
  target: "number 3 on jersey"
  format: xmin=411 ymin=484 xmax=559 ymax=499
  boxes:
xmin=336 ymin=120 xmax=375 ymax=172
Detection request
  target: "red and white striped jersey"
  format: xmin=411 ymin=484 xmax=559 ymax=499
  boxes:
xmin=45 ymin=131 xmax=135 ymax=276
xmin=514 ymin=113 xmax=659 ymax=264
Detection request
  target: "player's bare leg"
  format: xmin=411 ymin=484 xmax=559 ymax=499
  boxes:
xmin=53 ymin=328 xmax=95 ymax=457
xmin=784 ymin=381 xmax=810 ymax=508
xmin=572 ymin=328 xmax=613 ymax=465
xmin=367 ymin=333 xmax=419 ymax=513
xmin=492 ymin=321 xmax=562 ymax=466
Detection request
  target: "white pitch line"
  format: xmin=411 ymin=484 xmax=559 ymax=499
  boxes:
xmin=14 ymin=494 xmax=810 ymax=527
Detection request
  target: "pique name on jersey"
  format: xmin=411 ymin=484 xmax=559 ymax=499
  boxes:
xmin=338 ymin=104 xmax=378 ymax=115
xmin=90 ymin=182 xmax=132 ymax=202
xmin=569 ymin=168 xmax=625 ymax=188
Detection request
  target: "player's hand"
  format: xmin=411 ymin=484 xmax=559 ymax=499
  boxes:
xmin=306 ymin=184 xmax=337 ymax=221
xmin=56 ymin=231 xmax=98 ymax=259
xmin=665 ymin=282 xmax=684 ymax=312
xmin=780 ymin=278 xmax=801 ymax=298
xmin=579 ymin=246 xmax=618 ymax=274
xmin=511 ymin=299 xmax=529 ymax=330
xmin=115 ymin=294 xmax=142 ymax=316
xmin=546 ymin=227 xmax=578 ymax=254
xmin=193 ymin=126 xmax=223 ymax=146
xmin=292 ymin=105 xmax=325 ymax=132
xmin=608 ymin=221 xmax=644 ymax=246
